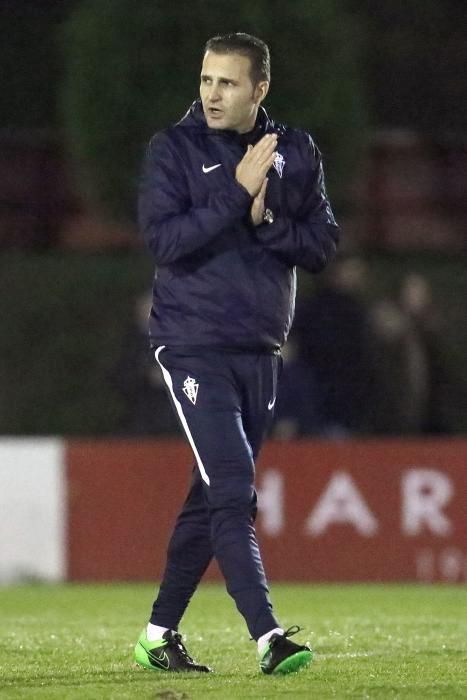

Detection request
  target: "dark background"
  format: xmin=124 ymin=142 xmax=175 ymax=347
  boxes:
xmin=2 ymin=0 xmax=466 ymax=132
xmin=0 ymin=0 xmax=466 ymax=436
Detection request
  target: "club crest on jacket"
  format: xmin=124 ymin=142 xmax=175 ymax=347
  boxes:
xmin=273 ymin=152 xmax=285 ymax=178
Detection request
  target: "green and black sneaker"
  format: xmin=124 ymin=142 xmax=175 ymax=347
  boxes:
xmin=260 ymin=626 xmax=313 ymax=675
xmin=134 ymin=629 xmax=212 ymax=673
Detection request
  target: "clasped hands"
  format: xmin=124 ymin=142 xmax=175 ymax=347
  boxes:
xmin=235 ymin=133 xmax=278 ymax=226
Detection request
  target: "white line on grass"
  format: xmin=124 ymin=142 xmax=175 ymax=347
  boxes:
xmin=319 ymin=650 xmax=386 ymax=659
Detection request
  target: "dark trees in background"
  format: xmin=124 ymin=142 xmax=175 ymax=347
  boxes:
xmin=2 ymin=0 xmax=466 ymax=222
xmin=59 ymin=0 xmax=367 ymax=219
xmin=2 ymin=0 xmax=465 ymax=136
xmin=0 ymin=0 xmax=77 ymax=130
xmin=348 ymin=0 xmax=467 ymax=135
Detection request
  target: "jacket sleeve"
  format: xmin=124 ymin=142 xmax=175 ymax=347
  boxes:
xmin=254 ymin=134 xmax=340 ymax=273
xmin=138 ymin=132 xmax=252 ymax=265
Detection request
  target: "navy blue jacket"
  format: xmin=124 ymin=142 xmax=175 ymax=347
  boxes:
xmin=139 ymin=100 xmax=340 ymax=351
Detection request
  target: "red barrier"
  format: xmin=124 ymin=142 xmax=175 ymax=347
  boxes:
xmin=67 ymin=439 xmax=467 ymax=582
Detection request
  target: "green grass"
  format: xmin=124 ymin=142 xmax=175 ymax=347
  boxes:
xmin=1 ymin=583 xmax=466 ymax=699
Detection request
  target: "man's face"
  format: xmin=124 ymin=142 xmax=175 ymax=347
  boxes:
xmin=200 ymin=51 xmax=268 ymax=133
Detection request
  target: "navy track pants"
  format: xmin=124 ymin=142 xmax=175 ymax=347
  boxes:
xmin=150 ymin=345 xmax=281 ymax=640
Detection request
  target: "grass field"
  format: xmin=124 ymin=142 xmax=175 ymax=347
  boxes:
xmin=1 ymin=583 xmax=466 ymax=699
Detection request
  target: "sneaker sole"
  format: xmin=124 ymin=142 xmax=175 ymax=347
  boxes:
xmin=272 ymin=649 xmax=313 ymax=675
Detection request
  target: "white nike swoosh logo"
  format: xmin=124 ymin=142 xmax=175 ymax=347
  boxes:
xmin=147 ymin=647 xmax=170 ymax=670
xmin=202 ymin=163 xmax=222 ymax=173
xmin=268 ymin=397 xmax=276 ymax=410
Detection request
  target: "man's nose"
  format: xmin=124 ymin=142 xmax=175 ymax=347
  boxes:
xmin=209 ymin=84 xmax=221 ymax=102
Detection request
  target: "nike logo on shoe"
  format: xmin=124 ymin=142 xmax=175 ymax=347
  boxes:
xmin=268 ymin=397 xmax=276 ymax=410
xmin=147 ymin=646 xmax=170 ymax=670
xmin=202 ymin=163 xmax=222 ymax=173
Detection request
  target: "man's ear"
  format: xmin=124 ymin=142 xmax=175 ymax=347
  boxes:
xmin=254 ymin=81 xmax=270 ymax=105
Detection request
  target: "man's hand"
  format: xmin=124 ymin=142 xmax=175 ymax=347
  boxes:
xmin=250 ymin=178 xmax=268 ymax=226
xmin=235 ymin=134 xmax=277 ymax=197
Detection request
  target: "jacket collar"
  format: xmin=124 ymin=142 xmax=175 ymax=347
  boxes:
xmin=178 ymin=99 xmax=271 ymax=145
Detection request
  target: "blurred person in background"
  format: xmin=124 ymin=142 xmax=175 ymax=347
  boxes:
xmin=398 ymin=273 xmax=450 ymax=434
xmin=272 ymin=338 xmax=323 ymax=439
xmin=135 ymin=32 xmax=339 ymax=675
xmin=369 ymin=289 xmax=428 ymax=434
xmin=292 ymin=254 xmax=377 ymax=437
xmin=112 ymin=291 xmax=179 ymax=435
xmin=369 ymin=272 xmax=450 ymax=435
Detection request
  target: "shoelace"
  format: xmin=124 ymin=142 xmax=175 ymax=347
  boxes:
xmin=269 ymin=625 xmax=302 ymax=648
xmin=168 ymin=632 xmax=194 ymax=662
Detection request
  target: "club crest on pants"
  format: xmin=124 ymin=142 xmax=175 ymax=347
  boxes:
xmin=182 ymin=375 xmax=199 ymax=405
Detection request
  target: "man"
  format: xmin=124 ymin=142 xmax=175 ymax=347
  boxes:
xmin=135 ymin=32 xmax=339 ymax=675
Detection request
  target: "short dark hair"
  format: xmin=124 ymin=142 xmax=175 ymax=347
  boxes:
xmin=204 ymin=32 xmax=270 ymax=84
